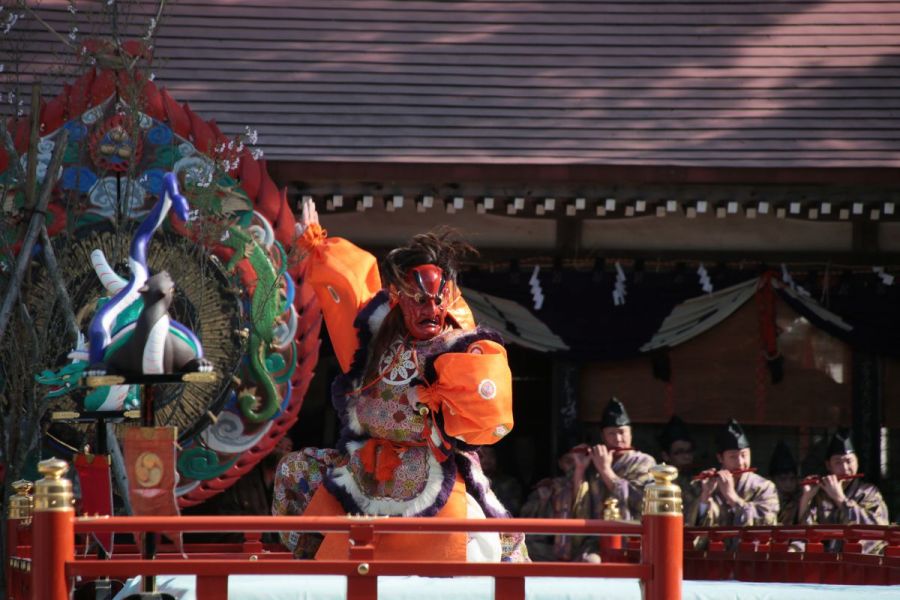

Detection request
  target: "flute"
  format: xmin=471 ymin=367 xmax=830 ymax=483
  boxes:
xmin=572 ymin=445 xmax=634 ymax=456
xmin=692 ymin=467 xmax=757 ymax=481
xmin=800 ymin=473 xmax=864 ymax=486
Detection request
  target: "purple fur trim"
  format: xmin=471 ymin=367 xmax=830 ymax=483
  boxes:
xmin=330 ymin=290 xmax=390 ymax=425
xmin=347 ymin=290 xmax=391 ymax=381
xmin=323 ymin=449 xmax=458 ymax=517
xmin=456 ymin=451 xmax=512 ymax=519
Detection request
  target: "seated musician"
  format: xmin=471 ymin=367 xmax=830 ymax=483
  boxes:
xmin=520 ymin=397 xmax=655 ymax=561
xmin=769 ymin=440 xmax=800 ymax=525
xmin=658 ymin=415 xmax=697 ymax=513
xmin=799 ymin=429 xmax=889 ymax=554
xmin=687 ymin=418 xmax=779 ymax=528
xmin=574 ymin=398 xmax=657 ymax=522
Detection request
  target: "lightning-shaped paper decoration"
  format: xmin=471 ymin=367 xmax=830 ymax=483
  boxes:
xmin=612 ymin=261 xmax=627 ymax=306
xmin=697 ymin=263 xmax=713 ymax=293
xmin=873 ymin=266 xmax=895 ymax=286
xmin=781 ymin=264 xmax=811 ymax=297
xmin=529 ymin=265 xmax=544 ymax=310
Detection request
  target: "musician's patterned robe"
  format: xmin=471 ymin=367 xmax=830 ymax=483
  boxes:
xmin=520 ymin=450 xmax=655 ymax=561
xmin=674 ymin=472 xmax=699 ymax=519
xmin=801 ymin=479 xmax=889 ymax=554
xmin=686 ymin=471 xmax=779 ymax=527
xmin=776 ymin=490 xmax=800 ymax=525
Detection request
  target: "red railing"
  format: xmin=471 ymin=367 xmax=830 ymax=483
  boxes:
xmin=13 ymin=513 xmax=681 ymax=600
xmin=683 ymin=524 xmax=900 ymax=586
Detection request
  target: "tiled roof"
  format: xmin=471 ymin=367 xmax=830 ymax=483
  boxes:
xmin=10 ymin=0 xmax=900 ymax=167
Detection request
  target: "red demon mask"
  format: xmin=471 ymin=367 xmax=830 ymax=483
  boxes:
xmin=395 ymin=264 xmax=451 ymax=340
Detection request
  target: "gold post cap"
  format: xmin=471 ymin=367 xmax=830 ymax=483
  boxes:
xmin=642 ymin=464 xmax=682 ymax=516
xmin=8 ymin=480 xmax=34 ymax=519
xmin=34 ymin=458 xmax=74 ymax=512
xmin=602 ymin=497 xmax=621 ymax=521
xmin=12 ymin=480 xmax=33 ymax=496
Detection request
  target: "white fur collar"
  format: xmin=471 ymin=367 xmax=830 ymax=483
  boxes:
xmin=329 ymin=440 xmax=447 ymax=516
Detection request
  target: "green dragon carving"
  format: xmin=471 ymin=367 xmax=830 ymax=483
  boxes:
xmin=221 ymin=225 xmax=285 ymax=423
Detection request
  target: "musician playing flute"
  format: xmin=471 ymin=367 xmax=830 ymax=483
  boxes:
xmin=686 ymin=418 xmax=779 ymax=528
xmin=520 ymin=397 xmax=655 ymax=561
xmin=799 ymin=429 xmax=889 ymax=554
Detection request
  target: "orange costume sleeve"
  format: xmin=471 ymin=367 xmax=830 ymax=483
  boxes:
xmin=419 ymin=339 xmax=514 ymax=446
xmin=297 ymin=223 xmax=382 ymax=373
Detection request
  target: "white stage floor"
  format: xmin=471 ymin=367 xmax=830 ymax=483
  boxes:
xmin=114 ymin=575 xmax=895 ymax=599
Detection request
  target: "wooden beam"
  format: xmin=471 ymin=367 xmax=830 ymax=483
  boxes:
xmin=269 ymin=160 xmax=900 ymax=188
xmin=852 ymin=221 xmax=879 ymax=254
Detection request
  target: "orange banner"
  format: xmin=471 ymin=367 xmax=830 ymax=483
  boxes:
xmin=123 ymin=427 xmax=179 ymax=518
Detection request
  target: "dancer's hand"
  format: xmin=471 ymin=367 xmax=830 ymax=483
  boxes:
xmin=295 ymin=196 xmax=320 ymax=238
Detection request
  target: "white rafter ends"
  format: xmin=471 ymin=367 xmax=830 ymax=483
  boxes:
xmin=852 ymin=202 xmax=864 ymax=215
xmin=605 ymin=198 xmax=617 ymax=211
xmin=575 ymin=197 xmax=586 ymax=210
xmin=789 ymin=202 xmax=801 ymax=215
xmin=332 ymin=194 xmax=343 ymax=208
xmin=362 ymin=195 xmax=374 ymax=209
xmin=758 ymin=201 xmax=769 ymax=214
xmin=483 ymin=197 xmax=494 ymax=210
xmin=666 ymin=200 xmax=678 ymax=213
xmin=544 ymin=198 xmax=556 ymax=211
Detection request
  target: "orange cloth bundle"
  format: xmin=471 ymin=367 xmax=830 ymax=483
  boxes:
xmin=298 ymin=223 xmax=381 ymax=373
xmin=418 ymin=340 xmax=514 ymax=446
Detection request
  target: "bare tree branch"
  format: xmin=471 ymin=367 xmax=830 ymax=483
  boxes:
xmin=0 ymin=129 xmax=69 ymax=343
xmin=18 ymin=2 xmax=77 ymax=52
xmin=0 ymin=120 xmax=27 ymax=184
